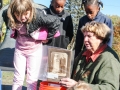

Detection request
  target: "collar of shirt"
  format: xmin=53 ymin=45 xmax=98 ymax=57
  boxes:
xmin=82 ymin=44 xmax=107 ymax=63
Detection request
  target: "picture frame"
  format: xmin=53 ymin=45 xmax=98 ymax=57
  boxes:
xmin=47 ymin=48 xmax=72 ymax=82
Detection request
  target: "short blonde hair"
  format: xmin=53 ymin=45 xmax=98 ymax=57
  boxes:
xmin=7 ymin=0 xmax=35 ymax=28
xmin=81 ymin=21 xmax=111 ymax=43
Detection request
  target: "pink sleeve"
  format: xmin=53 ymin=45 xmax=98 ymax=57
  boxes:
xmin=38 ymin=27 xmax=48 ymax=40
xmin=39 ymin=28 xmax=60 ymax=39
xmin=30 ymin=27 xmax=60 ymax=40
xmin=54 ymin=30 xmax=60 ymax=37
xmin=10 ymin=29 xmax=17 ymax=39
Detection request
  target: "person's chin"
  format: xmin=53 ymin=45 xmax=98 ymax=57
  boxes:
xmin=56 ymin=12 xmax=60 ymax=14
xmin=22 ymin=20 xmax=27 ymax=22
xmin=56 ymin=11 xmax=62 ymax=14
xmin=88 ymin=17 xmax=93 ymax=20
xmin=86 ymin=46 xmax=91 ymax=50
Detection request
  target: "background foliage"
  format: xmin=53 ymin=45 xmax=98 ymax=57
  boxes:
xmin=66 ymin=0 xmax=85 ymax=32
xmin=0 ymin=0 xmax=10 ymax=42
xmin=3 ymin=0 xmax=10 ymax=6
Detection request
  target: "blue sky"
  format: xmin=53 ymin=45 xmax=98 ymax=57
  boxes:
xmin=34 ymin=0 xmax=120 ymax=16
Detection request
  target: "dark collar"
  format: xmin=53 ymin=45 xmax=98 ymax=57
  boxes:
xmin=49 ymin=5 xmax=65 ymax=16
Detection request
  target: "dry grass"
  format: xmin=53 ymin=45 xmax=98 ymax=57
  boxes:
xmin=2 ymin=71 xmax=14 ymax=85
xmin=2 ymin=71 xmax=26 ymax=86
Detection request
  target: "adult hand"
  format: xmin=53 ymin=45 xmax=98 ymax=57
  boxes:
xmin=59 ymin=78 xmax=77 ymax=88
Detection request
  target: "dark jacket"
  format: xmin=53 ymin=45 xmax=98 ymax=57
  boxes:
xmin=2 ymin=8 xmax=60 ymax=39
xmin=72 ymin=46 xmax=120 ymax=90
xmin=44 ymin=5 xmax=73 ymax=48
xmin=75 ymin=11 xmax=113 ymax=57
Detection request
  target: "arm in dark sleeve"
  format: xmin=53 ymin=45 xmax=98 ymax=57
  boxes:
xmin=38 ymin=10 xmax=60 ymax=39
xmin=75 ymin=19 xmax=84 ymax=58
xmin=66 ymin=15 xmax=73 ymax=42
xmin=2 ymin=9 xmax=9 ymax=28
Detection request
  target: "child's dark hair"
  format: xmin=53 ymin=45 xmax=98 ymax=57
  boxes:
xmin=51 ymin=0 xmax=66 ymax=4
xmin=51 ymin=0 xmax=54 ymax=4
xmin=82 ymin=0 xmax=103 ymax=8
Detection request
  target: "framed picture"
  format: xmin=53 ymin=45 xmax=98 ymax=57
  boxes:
xmin=47 ymin=48 xmax=72 ymax=82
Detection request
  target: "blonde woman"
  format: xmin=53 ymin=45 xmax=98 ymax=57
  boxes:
xmin=60 ymin=21 xmax=120 ymax=90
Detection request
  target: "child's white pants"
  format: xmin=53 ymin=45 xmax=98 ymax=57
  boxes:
xmin=12 ymin=44 xmax=42 ymax=90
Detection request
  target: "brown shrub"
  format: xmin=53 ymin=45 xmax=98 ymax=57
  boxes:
xmin=113 ymin=22 xmax=120 ymax=58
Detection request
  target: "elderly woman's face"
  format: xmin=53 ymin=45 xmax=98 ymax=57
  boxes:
xmin=83 ymin=31 xmax=102 ymax=53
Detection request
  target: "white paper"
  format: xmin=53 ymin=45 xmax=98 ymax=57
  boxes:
xmin=47 ymin=72 xmax=58 ymax=79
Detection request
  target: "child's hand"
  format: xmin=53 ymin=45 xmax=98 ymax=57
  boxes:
xmin=42 ymin=40 xmax=48 ymax=43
